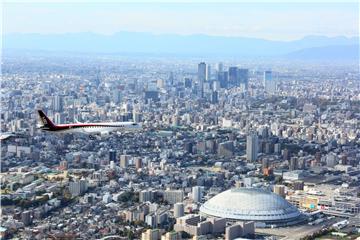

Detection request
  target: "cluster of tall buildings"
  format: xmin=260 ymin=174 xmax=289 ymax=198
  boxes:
xmin=1 ymin=55 xmax=359 ymax=239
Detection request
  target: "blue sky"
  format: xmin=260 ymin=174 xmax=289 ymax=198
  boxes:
xmin=3 ymin=2 xmax=359 ymax=40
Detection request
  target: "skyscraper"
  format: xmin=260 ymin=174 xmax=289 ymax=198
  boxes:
xmin=198 ymin=62 xmax=206 ymax=97
xmin=246 ymin=133 xmax=258 ymax=162
xmin=264 ymin=70 xmax=276 ymax=94
xmin=53 ymin=95 xmax=63 ymax=112
xmin=198 ymin=62 xmax=206 ymax=84
xmin=218 ymin=71 xmax=228 ymax=89
xmin=228 ymin=67 xmax=238 ymax=87
xmin=206 ymin=65 xmax=211 ymax=81
xmin=238 ymin=68 xmax=249 ymax=91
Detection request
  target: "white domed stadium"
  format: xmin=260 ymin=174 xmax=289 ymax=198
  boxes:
xmin=200 ymin=188 xmax=303 ymax=227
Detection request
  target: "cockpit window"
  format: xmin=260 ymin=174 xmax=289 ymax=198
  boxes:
xmin=132 ymin=123 xmax=137 ymax=126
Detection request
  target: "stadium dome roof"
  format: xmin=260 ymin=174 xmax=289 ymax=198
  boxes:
xmin=200 ymin=188 xmax=302 ymax=226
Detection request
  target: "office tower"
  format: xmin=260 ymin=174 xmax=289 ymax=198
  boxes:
xmin=192 ymin=186 xmax=202 ymax=202
xmin=198 ymin=62 xmax=207 ymax=83
xmin=206 ymin=65 xmax=211 ymax=81
xmin=264 ymin=70 xmax=276 ymax=94
xmin=228 ymin=67 xmax=238 ymax=87
xmin=174 ymin=202 xmax=185 ymax=218
xmin=168 ymin=72 xmax=174 ymax=86
xmin=198 ymin=62 xmax=206 ymax=97
xmin=94 ymin=69 xmax=101 ymax=87
xmin=53 ymin=95 xmax=63 ymax=112
xmin=218 ymin=71 xmax=228 ymax=88
xmin=69 ymin=179 xmax=88 ymax=196
xmin=238 ymin=68 xmax=249 ymax=91
xmin=246 ymin=133 xmax=258 ymax=162
xmin=109 ymin=150 xmax=116 ymax=162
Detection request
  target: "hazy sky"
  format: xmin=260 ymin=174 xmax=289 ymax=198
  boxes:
xmin=3 ymin=2 xmax=359 ymax=40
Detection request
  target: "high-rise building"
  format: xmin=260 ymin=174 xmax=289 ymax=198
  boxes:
xmin=164 ymin=189 xmax=184 ymax=204
xmin=206 ymin=65 xmax=211 ymax=81
xmin=218 ymin=71 xmax=228 ymax=88
xmin=218 ymin=141 xmax=234 ymax=157
xmin=192 ymin=186 xmax=202 ymax=202
xmin=184 ymin=77 xmax=192 ymax=88
xmin=198 ymin=62 xmax=206 ymax=97
xmin=174 ymin=202 xmax=185 ymax=218
xmin=69 ymin=179 xmax=88 ymax=196
xmin=53 ymin=95 xmax=63 ymax=112
xmin=228 ymin=67 xmax=238 ymax=87
xmin=140 ymin=190 xmax=155 ymax=202
xmin=135 ymin=157 xmax=142 ymax=169
xmin=109 ymin=150 xmax=117 ymax=162
xmin=120 ymin=154 xmax=131 ymax=168
xmin=264 ymin=70 xmax=276 ymax=94
xmin=238 ymin=68 xmax=249 ymax=91
xmin=198 ymin=62 xmax=207 ymax=84
xmin=211 ymin=91 xmax=219 ymax=104
xmin=289 ymin=157 xmax=298 ymax=171
xmin=246 ymin=133 xmax=258 ymax=162
xmin=145 ymin=214 xmax=157 ymax=228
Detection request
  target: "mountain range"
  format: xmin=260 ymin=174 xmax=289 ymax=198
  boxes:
xmin=3 ymin=32 xmax=359 ymax=59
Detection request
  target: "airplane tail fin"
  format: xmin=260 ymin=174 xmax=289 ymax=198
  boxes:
xmin=37 ymin=110 xmax=56 ymax=129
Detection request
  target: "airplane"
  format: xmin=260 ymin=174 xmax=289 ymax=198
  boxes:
xmin=37 ymin=110 xmax=141 ymax=139
xmin=0 ymin=132 xmax=26 ymax=142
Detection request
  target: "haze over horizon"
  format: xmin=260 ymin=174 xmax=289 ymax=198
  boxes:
xmin=3 ymin=2 xmax=359 ymax=41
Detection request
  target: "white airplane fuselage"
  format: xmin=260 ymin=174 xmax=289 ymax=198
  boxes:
xmin=37 ymin=110 xmax=141 ymax=136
